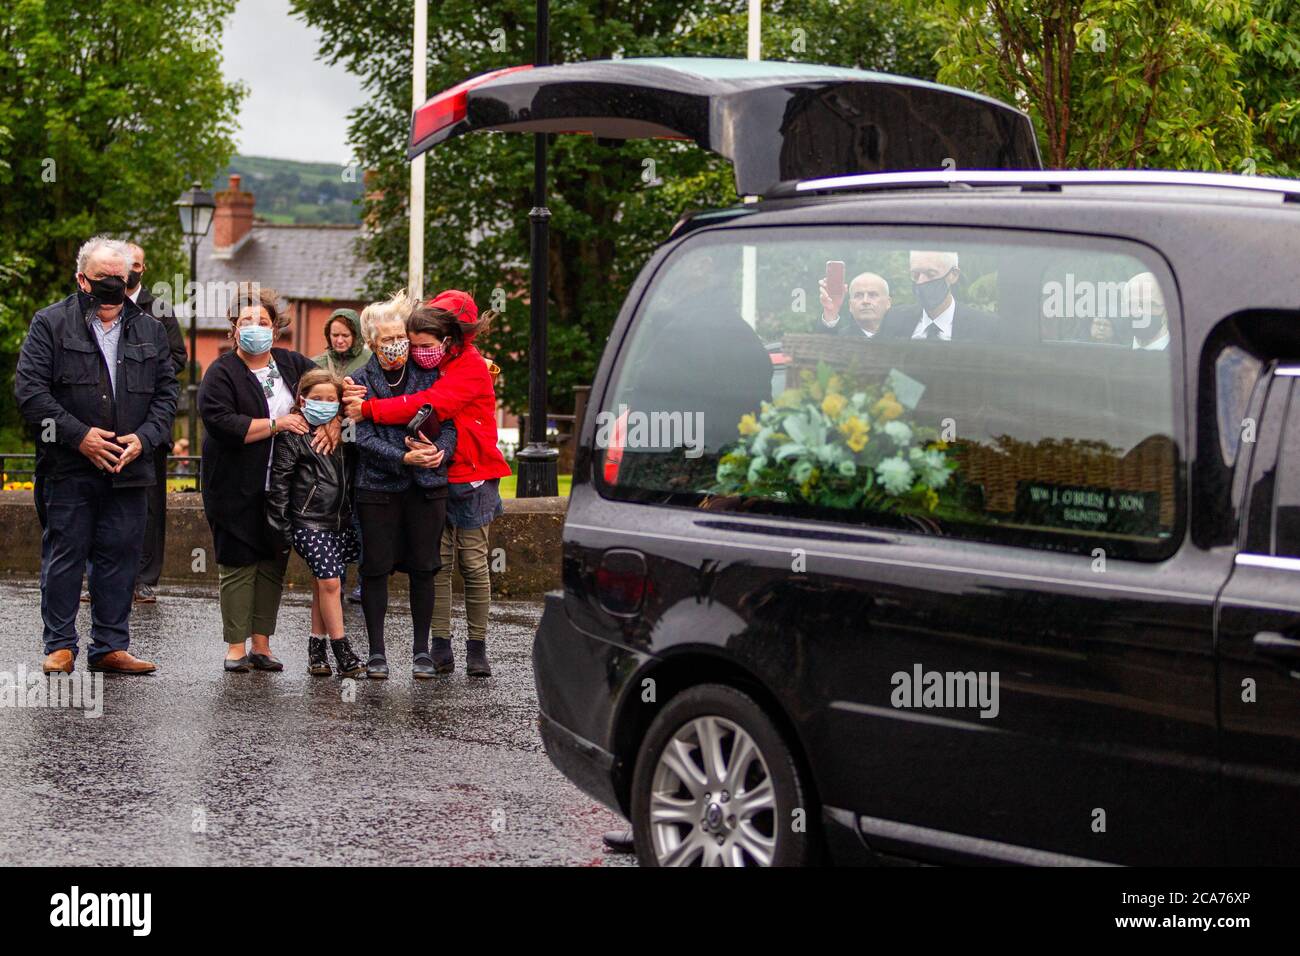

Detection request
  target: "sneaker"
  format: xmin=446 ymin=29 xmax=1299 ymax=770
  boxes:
xmin=430 ymin=637 xmax=455 ymax=674
xmin=466 ymin=639 xmax=491 ymax=678
xmin=331 ymin=638 xmax=366 ymax=679
xmin=133 ymin=584 xmax=157 ymax=604
xmin=346 ymin=585 xmax=363 ymax=605
xmin=307 ymin=637 xmax=331 ymax=676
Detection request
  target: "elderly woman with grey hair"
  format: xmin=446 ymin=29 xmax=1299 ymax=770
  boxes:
xmin=15 ymin=235 xmax=178 ymax=675
xmin=348 ymin=290 xmax=456 ymax=680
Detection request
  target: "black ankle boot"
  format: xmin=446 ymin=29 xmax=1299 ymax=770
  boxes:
xmin=331 ymin=637 xmax=366 ymax=678
xmin=307 ymin=637 xmax=331 ymax=676
xmin=466 ymin=639 xmax=491 ymax=678
xmin=430 ymin=637 xmax=455 ymax=674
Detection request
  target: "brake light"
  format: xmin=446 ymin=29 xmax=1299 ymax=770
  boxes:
xmin=602 ymin=406 xmax=628 ymax=485
xmin=595 ymin=550 xmax=648 ymax=616
xmin=410 ymin=65 xmax=534 ymax=147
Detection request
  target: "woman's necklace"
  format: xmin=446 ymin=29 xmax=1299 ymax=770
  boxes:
xmin=385 ymin=362 xmax=407 ymax=389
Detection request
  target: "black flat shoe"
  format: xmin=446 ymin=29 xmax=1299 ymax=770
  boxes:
xmin=430 ymin=637 xmax=455 ymax=674
xmin=466 ymin=639 xmax=491 ymax=678
xmin=224 ymin=656 xmax=251 ymax=672
xmin=365 ymin=654 xmax=389 ymax=680
xmin=412 ymin=652 xmax=437 ymax=679
xmin=602 ymin=828 xmax=636 ymax=853
xmin=248 ymin=653 xmax=283 ymax=672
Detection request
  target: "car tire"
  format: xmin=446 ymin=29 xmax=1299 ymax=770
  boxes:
xmin=631 ymin=683 xmax=815 ymax=867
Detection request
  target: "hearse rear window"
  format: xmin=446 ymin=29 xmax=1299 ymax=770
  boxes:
xmin=595 ymin=227 xmax=1181 ymax=559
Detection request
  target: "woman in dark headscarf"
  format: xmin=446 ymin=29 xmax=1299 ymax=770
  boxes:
xmin=313 ymin=308 xmax=371 ymax=377
xmin=314 ymin=308 xmax=371 ymax=600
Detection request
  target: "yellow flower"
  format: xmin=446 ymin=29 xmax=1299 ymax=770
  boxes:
xmin=872 ymin=392 xmax=904 ymax=422
xmin=775 ymin=388 xmax=804 ymax=409
xmin=821 ymin=393 xmax=847 ymax=419
xmin=929 ymin=439 xmax=949 ymax=451
xmin=838 ymin=416 xmax=870 ymax=453
xmin=827 ymin=373 xmax=843 ymax=395
xmin=738 ymin=413 xmax=759 ymax=436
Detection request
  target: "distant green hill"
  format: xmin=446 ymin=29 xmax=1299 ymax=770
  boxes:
xmin=216 ymin=155 xmax=364 ymax=225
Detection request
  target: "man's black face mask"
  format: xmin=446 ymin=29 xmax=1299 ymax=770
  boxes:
xmin=84 ymin=274 xmax=127 ymax=305
xmin=127 ymin=269 xmax=142 ymax=290
xmin=913 ymin=271 xmax=953 ymax=314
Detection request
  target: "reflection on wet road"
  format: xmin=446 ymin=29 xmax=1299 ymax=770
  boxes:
xmin=0 ymin=580 xmax=633 ymax=866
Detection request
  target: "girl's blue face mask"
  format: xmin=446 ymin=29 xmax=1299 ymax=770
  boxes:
xmin=302 ymin=398 xmax=339 ymax=426
xmin=238 ymin=325 xmax=274 ymax=355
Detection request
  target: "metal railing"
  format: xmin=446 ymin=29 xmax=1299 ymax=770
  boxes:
xmin=0 ymin=455 xmax=203 ymax=492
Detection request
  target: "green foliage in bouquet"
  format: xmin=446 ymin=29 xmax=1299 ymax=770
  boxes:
xmin=714 ymin=362 xmax=957 ymax=513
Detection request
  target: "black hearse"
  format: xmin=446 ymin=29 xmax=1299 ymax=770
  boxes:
xmin=408 ymin=58 xmax=1300 ymax=866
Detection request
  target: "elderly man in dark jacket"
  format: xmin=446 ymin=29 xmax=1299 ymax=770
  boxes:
xmin=14 ymin=236 xmax=178 ymax=675
xmin=125 ymin=241 xmax=188 ymax=604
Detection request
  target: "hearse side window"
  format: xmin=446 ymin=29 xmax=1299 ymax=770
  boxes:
xmin=595 ymin=228 xmax=1181 ymax=560
xmin=1273 ymin=374 xmax=1300 ymax=558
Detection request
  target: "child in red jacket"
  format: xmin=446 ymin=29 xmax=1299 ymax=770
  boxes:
xmin=344 ymin=290 xmax=510 ymax=676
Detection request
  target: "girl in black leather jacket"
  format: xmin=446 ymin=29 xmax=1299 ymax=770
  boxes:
xmin=267 ymin=369 xmax=365 ymax=678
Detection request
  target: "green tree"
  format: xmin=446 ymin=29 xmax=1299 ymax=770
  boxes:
xmin=929 ymin=0 xmax=1258 ymax=170
xmin=1231 ymin=0 xmax=1300 ymax=176
xmin=293 ymin=0 xmax=941 ymax=417
xmin=0 ymin=0 xmax=244 ymax=443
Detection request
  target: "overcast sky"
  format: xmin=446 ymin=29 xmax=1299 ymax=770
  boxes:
xmin=222 ymin=0 xmax=369 ymax=164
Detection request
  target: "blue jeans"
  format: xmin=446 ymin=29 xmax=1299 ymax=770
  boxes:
xmin=40 ymin=473 xmax=147 ymax=661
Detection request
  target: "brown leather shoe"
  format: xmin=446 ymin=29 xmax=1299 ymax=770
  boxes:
xmin=42 ymin=649 xmax=74 ymax=674
xmin=88 ymin=650 xmax=156 ymax=674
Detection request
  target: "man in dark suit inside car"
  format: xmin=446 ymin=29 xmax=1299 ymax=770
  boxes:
xmin=879 ymin=250 xmax=1002 ymax=343
xmin=814 ymin=271 xmax=893 ymax=339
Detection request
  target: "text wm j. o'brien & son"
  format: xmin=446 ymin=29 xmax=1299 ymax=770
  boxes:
xmin=50 ymin=887 xmax=151 ymax=936
xmin=891 ymin=665 xmax=1000 ymax=719
xmin=0 ymin=667 xmax=103 ymax=718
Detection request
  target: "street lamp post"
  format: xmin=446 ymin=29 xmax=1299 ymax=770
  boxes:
xmin=514 ymin=0 xmax=560 ymax=498
xmin=174 ymin=181 xmax=216 ymax=461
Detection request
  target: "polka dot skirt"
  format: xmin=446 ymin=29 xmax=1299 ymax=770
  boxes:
xmin=291 ymin=526 xmax=361 ymax=580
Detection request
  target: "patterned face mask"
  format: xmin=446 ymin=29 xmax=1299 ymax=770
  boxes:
xmin=376 ymin=337 xmax=409 ymax=369
xmin=410 ymin=343 xmax=445 ymax=369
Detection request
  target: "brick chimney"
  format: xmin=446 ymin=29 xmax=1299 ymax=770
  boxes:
xmin=213 ymin=174 xmax=255 ymax=256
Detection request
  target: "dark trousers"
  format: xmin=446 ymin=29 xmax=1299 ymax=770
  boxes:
xmin=137 ymin=445 xmax=168 ymax=587
xmin=40 ymin=473 xmax=147 ymax=661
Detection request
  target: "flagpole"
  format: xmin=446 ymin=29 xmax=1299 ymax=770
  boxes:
xmin=409 ymin=0 xmax=427 ymax=299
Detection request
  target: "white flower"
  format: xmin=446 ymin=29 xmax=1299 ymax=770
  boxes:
xmin=876 ymin=456 xmax=915 ymax=495
xmin=883 ymin=420 xmax=912 ymax=446
xmin=914 ymin=449 xmax=952 ymax=489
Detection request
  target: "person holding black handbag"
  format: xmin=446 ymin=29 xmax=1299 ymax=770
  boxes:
xmin=348 ymin=291 xmax=456 ymax=680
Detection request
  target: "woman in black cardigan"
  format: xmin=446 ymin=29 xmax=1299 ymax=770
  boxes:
xmin=198 ymin=285 xmax=339 ymax=672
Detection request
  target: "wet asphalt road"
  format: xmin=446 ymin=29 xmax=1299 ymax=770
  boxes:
xmin=0 ymin=578 xmax=634 ymax=866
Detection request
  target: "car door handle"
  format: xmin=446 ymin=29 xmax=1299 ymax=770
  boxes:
xmin=1253 ymin=631 xmax=1300 ymax=661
